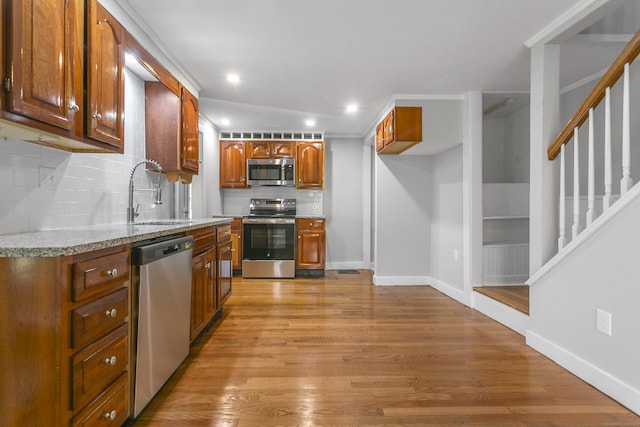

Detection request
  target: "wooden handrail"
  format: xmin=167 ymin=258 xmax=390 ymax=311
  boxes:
xmin=548 ymin=28 xmax=640 ymax=160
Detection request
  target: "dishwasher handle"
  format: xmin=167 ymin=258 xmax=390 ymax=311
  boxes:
xmin=132 ymin=235 xmax=194 ymax=265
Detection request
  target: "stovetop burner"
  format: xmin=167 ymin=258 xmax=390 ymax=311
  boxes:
xmin=248 ymin=198 xmax=296 ymax=217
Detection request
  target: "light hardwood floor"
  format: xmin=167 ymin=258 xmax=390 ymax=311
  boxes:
xmin=129 ymin=271 xmax=640 ymax=426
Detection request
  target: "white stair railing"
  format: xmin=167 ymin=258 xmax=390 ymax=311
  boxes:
xmin=550 ymin=28 xmax=640 ymax=253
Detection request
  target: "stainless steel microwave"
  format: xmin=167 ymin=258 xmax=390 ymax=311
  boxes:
xmin=247 ymin=158 xmax=295 ymax=186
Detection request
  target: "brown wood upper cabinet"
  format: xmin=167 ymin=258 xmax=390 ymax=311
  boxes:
xmin=220 ymin=140 xmax=247 ymax=188
xmin=375 ymin=107 xmax=422 ymax=154
xmin=296 ymin=141 xmax=324 ymax=189
xmin=247 ymin=141 xmax=295 ymax=159
xmin=181 ymin=88 xmax=200 ymax=175
xmin=86 ymin=2 xmax=125 ymax=149
xmin=144 ymin=83 xmax=199 ymax=183
xmin=2 ymin=0 xmax=126 ymax=153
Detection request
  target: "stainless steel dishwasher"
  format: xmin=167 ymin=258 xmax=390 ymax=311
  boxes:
xmin=131 ymin=235 xmax=194 ymax=417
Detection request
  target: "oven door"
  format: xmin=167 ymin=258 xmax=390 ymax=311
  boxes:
xmin=242 ymin=217 xmax=295 ymax=260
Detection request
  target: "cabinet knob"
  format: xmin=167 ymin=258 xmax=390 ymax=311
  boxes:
xmin=69 ymin=103 xmax=80 ymax=113
xmin=106 ymin=268 xmax=118 ymax=277
xmin=240 ymin=177 xmax=245 ymax=183
xmin=298 ymin=235 xmax=301 ymax=239
xmin=93 ymin=113 xmax=103 ymax=120
xmin=205 ymin=262 xmax=211 ymax=269
xmin=104 ymin=356 xmax=117 ymax=366
xmin=105 ymin=308 xmax=117 ymax=318
xmin=103 ymin=410 xmax=117 ymax=421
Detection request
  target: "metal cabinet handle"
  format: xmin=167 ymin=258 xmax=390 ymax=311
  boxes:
xmin=106 ymin=268 xmax=118 ymax=277
xmin=93 ymin=113 xmax=102 ymax=120
xmin=104 ymin=356 xmax=117 ymax=366
xmin=105 ymin=308 xmax=117 ymax=318
xmin=240 ymin=177 xmax=245 ymax=183
xmin=69 ymin=103 xmax=80 ymax=113
xmin=103 ymin=410 xmax=117 ymax=421
xmin=205 ymin=262 xmax=211 ymax=269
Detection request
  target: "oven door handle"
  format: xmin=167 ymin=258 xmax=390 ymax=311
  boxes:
xmin=242 ymin=217 xmax=296 ymax=225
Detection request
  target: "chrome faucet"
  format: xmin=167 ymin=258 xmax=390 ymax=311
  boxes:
xmin=127 ymin=159 xmax=164 ymax=223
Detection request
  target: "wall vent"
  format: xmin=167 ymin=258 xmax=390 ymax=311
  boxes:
xmin=219 ymin=131 xmax=324 ymax=141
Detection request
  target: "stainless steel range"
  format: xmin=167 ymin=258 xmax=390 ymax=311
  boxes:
xmin=242 ymin=198 xmax=296 ymax=278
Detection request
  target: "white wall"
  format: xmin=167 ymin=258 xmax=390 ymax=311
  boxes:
xmin=560 ymin=62 xmax=640 ymax=198
xmin=527 ymin=186 xmax=640 ymax=415
xmin=324 ymin=137 xmax=370 ymax=270
xmin=0 ymin=69 xmax=174 ymax=234
xmin=483 ymin=105 xmax=530 ymax=184
xmin=374 ymin=155 xmax=431 ymax=283
xmin=198 ymin=119 xmax=223 ymax=216
xmin=430 ymin=145 xmax=464 ymax=291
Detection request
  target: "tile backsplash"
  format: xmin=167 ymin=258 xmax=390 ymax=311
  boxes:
xmin=223 ymin=187 xmax=323 ymax=216
xmin=0 ymin=68 xmax=174 ymax=235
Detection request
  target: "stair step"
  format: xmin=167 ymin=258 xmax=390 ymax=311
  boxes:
xmin=473 ymin=286 xmax=529 ymax=315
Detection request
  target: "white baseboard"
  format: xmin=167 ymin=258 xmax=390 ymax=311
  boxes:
xmin=526 ymin=330 xmax=640 ymax=416
xmin=430 ymin=278 xmax=467 ymax=306
xmin=472 ymin=291 xmax=529 ymax=336
xmin=372 ymin=275 xmax=430 ymax=286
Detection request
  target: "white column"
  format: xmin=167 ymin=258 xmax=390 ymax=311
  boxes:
xmin=586 ymin=108 xmax=595 ymax=226
xmin=621 ymin=62 xmax=633 ymax=194
xmin=603 ymin=87 xmax=612 ymax=211
xmin=529 ymin=43 xmax=561 ymax=273
xmin=558 ymin=143 xmax=567 ymax=251
xmin=463 ymin=91 xmax=483 ymax=306
xmin=572 ymin=127 xmax=580 ymax=240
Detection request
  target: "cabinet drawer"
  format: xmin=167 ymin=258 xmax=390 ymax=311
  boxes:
xmin=71 ymin=325 xmax=128 ymax=410
xmin=73 ymin=249 xmax=129 ymax=302
xmin=297 ymin=218 xmax=325 ymax=230
xmin=217 ymin=224 xmax=231 ymax=243
xmin=71 ymin=288 xmax=128 ymax=349
xmin=71 ymin=373 xmax=128 ymax=427
xmin=189 ymin=226 xmax=216 ymax=254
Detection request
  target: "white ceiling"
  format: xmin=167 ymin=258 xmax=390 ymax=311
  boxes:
xmin=116 ymin=0 xmax=633 ymax=138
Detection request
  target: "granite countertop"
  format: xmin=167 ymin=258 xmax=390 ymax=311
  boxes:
xmin=0 ymin=218 xmax=233 ymax=257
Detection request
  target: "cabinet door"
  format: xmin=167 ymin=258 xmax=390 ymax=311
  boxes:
xmin=296 ymin=142 xmax=324 ymax=189
xmin=181 ymin=88 xmax=199 ymax=174
xmin=190 ymin=252 xmax=206 ymax=342
xmin=86 ymin=1 xmax=125 ymax=151
xmin=7 ymin=0 xmax=79 ymax=130
xmin=220 ymin=141 xmax=247 ymax=188
xmin=375 ymin=121 xmax=385 ymax=152
xmin=230 ymin=231 xmax=242 ymax=270
xmin=272 ymin=142 xmax=295 ymax=158
xmin=204 ymin=247 xmax=217 ymax=319
xmin=383 ymin=110 xmax=395 ymax=145
xmin=296 ymin=230 xmax=326 ymax=270
xmin=218 ymin=241 xmax=232 ymax=307
xmin=246 ymin=141 xmax=270 ymax=159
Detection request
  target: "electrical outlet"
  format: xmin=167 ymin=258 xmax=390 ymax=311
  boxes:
xmin=312 ymin=202 xmax=318 ymax=210
xmin=596 ymin=309 xmax=612 ymax=336
xmin=38 ymin=166 xmax=57 ymax=190
xmin=453 ymin=249 xmax=459 ymax=261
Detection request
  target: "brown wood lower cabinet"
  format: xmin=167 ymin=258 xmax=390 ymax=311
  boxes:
xmin=296 ymin=218 xmax=326 ymax=276
xmin=188 ymin=223 xmax=233 ymax=343
xmin=230 ymin=217 xmax=242 ymax=275
xmin=0 ymin=244 xmax=131 ymax=426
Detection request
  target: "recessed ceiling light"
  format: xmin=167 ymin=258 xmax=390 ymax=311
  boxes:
xmin=305 ymin=119 xmax=316 ymax=127
xmin=221 ymin=118 xmax=230 ymax=126
xmin=226 ymin=74 xmax=240 ymax=84
xmin=346 ymin=104 xmax=358 ymax=113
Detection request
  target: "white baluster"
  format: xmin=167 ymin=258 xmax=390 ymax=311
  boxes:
xmin=603 ymin=87 xmax=612 ymax=211
xmin=572 ymin=127 xmax=580 ymax=240
xmin=587 ymin=108 xmax=595 ymax=226
xmin=559 ymin=143 xmax=567 ymax=251
xmin=621 ymin=62 xmax=633 ymax=194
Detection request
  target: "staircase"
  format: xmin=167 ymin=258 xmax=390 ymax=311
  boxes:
xmin=525 ymin=28 xmax=640 ymax=416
